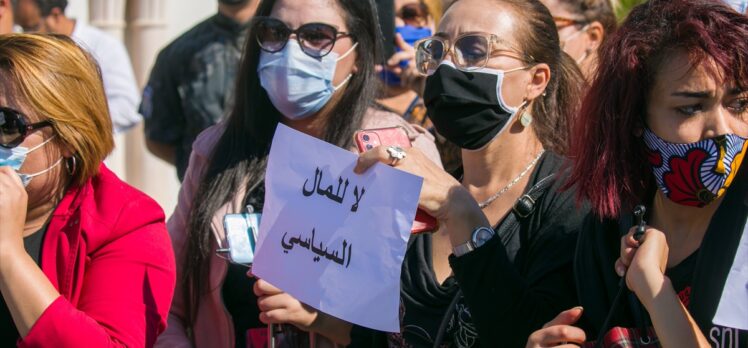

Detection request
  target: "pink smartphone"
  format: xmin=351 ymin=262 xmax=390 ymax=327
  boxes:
xmin=354 ymin=127 xmax=439 ymax=234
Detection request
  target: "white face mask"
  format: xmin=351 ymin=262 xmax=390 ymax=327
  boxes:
xmin=257 ymin=40 xmax=358 ymax=120
xmin=559 ymin=24 xmax=591 ymax=64
xmin=0 ymin=136 xmax=61 ymax=187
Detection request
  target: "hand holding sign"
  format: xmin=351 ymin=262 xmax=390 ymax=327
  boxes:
xmin=354 ymin=145 xmax=465 ymax=221
xmin=252 ymin=124 xmax=422 ymax=332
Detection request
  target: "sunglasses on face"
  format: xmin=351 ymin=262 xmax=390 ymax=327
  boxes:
xmin=254 ymin=17 xmax=353 ymax=59
xmin=0 ymin=107 xmax=53 ymax=149
xmin=414 ymin=33 xmax=529 ymax=75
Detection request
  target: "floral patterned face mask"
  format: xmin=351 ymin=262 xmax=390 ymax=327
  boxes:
xmin=643 ymin=128 xmax=747 ymax=207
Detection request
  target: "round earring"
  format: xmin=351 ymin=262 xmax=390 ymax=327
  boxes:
xmin=65 ymin=156 xmax=77 ymax=175
xmin=520 ymin=110 xmax=533 ymax=127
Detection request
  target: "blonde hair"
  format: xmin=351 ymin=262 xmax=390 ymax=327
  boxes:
xmin=0 ymin=33 xmax=114 ymax=186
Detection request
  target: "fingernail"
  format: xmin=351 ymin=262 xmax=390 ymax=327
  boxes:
xmin=616 ymin=265 xmax=625 ymax=277
xmin=573 ymin=306 xmax=584 ymax=312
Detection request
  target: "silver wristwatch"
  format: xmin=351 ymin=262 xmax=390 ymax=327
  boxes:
xmin=452 ymin=226 xmax=496 ymax=257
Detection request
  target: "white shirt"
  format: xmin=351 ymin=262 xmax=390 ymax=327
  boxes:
xmin=72 ymin=21 xmax=141 ymax=134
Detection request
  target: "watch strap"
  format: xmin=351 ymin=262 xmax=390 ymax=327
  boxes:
xmin=452 ymin=240 xmax=475 ymax=257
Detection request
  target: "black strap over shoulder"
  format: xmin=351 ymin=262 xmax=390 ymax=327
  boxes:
xmin=495 ymin=173 xmax=557 ymax=256
xmin=432 ymin=174 xmax=557 ymax=348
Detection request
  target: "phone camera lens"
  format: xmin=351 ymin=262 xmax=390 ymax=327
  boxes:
xmin=366 ymin=144 xmax=373 ymax=150
xmin=363 ymin=134 xmax=370 ymax=141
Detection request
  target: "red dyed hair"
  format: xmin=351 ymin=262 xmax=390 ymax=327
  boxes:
xmin=566 ymin=0 xmax=748 ymax=218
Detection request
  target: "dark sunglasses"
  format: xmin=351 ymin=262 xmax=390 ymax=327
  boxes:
xmin=254 ymin=17 xmax=353 ymax=59
xmin=0 ymin=107 xmax=53 ymax=149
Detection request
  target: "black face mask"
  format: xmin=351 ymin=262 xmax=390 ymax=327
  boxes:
xmin=423 ymin=64 xmax=522 ymax=150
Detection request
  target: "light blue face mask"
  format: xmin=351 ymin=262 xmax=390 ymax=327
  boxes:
xmin=258 ymin=40 xmax=358 ymax=120
xmin=0 ymin=136 xmax=62 ymax=187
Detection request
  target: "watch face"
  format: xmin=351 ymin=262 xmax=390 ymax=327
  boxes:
xmin=472 ymin=227 xmax=495 ymax=247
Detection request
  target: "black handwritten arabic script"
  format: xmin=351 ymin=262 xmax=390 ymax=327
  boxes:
xmin=281 ymin=229 xmax=352 ymax=268
xmin=302 ymin=167 xmax=366 ymax=212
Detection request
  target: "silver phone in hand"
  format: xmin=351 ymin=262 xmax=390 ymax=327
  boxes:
xmin=223 ymin=213 xmax=261 ymax=265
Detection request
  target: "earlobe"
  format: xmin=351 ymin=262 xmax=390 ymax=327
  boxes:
xmin=587 ymin=21 xmax=605 ymax=51
xmin=525 ymin=64 xmax=551 ymax=100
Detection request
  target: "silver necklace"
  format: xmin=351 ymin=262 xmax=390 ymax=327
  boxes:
xmin=477 ymin=150 xmax=545 ymax=209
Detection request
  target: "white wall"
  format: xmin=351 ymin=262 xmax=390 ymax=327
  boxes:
xmin=65 ymin=0 xmax=221 ymax=215
xmin=68 ymin=0 xmax=218 ymax=48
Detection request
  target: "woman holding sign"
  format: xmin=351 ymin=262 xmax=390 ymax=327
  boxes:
xmin=256 ymin=0 xmax=590 ymax=346
xmin=354 ymin=0 xmax=590 ymax=346
xmin=158 ymin=0 xmax=442 ymax=347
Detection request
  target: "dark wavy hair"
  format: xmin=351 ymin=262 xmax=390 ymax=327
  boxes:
xmin=566 ymin=0 xmax=748 ymax=218
xmin=32 ymin=0 xmax=67 ymax=16
xmin=182 ymin=0 xmax=383 ymax=325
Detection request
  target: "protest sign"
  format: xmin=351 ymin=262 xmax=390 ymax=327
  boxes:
xmin=714 ymin=219 xmax=748 ymax=331
xmin=252 ymin=124 xmax=422 ymax=332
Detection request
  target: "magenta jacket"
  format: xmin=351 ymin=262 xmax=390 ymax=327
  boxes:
xmin=158 ymin=110 xmax=443 ymax=348
xmin=19 ymin=165 xmax=177 ymax=348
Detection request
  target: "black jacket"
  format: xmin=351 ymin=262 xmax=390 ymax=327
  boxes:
xmin=447 ymin=152 xmax=589 ymax=348
xmin=351 ymin=153 xmax=589 ymax=348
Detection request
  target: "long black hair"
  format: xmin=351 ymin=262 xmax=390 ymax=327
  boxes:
xmin=182 ymin=0 xmax=383 ymax=325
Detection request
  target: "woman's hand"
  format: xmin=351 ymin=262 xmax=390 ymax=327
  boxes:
xmin=615 ymin=227 xmax=669 ymax=306
xmin=254 ymin=278 xmax=319 ymax=331
xmin=354 ymin=146 xmax=467 ymax=222
xmin=526 ymin=307 xmax=586 ymax=348
xmin=0 ymin=166 xmax=27 ymax=253
xmin=253 ymin=278 xmax=353 ymax=345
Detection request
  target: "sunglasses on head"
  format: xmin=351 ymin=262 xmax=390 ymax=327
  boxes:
xmin=253 ymin=17 xmax=353 ymax=59
xmin=0 ymin=107 xmax=53 ymax=149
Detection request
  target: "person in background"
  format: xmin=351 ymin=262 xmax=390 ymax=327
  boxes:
xmin=0 ymin=0 xmax=15 ymax=34
xmin=14 ymin=0 xmax=141 ymax=134
xmin=378 ymin=0 xmax=463 ymax=175
xmin=377 ymin=0 xmax=433 ymax=127
xmin=527 ymin=0 xmax=748 ymax=347
xmin=0 ymin=33 xmax=175 ymax=347
xmin=539 ymin=0 xmax=616 ymax=79
xmin=141 ymin=0 xmax=257 ymax=181
xmin=160 ymin=0 xmax=442 ymax=347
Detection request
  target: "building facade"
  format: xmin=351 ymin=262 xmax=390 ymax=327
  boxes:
xmin=69 ymin=0 xmax=217 ymax=215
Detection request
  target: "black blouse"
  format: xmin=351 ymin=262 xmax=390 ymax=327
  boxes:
xmin=351 ymin=153 xmax=589 ymax=348
xmin=0 ymin=225 xmax=47 ymax=345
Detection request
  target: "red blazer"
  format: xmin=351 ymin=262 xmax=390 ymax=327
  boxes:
xmin=18 ymin=165 xmax=176 ymax=347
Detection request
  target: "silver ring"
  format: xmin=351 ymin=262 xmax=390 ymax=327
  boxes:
xmin=386 ymin=146 xmax=407 ymax=166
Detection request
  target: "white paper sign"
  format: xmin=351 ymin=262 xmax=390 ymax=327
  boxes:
xmin=252 ymin=124 xmax=423 ymax=332
xmin=713 ymin=218 xmax=748 ymax=331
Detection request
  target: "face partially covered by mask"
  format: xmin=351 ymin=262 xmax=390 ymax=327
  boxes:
xmin=0 ymin=136 xmax=62 ymax=187
xmin=258 ymin=40 xmax=357 ymax=120
xmin=643 ymin=128 xmax=747 ymax=207
xmin=423 ymin=62 xmax=525 ymax=150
